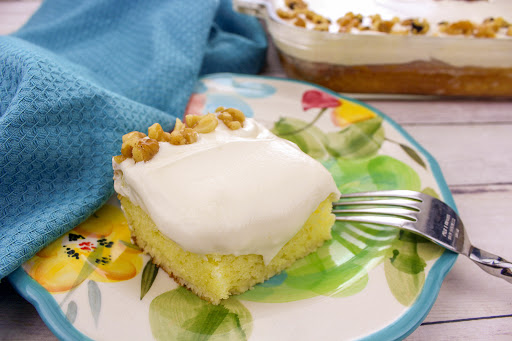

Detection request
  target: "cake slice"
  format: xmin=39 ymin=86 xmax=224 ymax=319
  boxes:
xmin=112 ymin=108 xmax=340 ymax=304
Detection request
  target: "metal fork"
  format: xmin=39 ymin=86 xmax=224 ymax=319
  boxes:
xmin=333 ymin=190 xmax=512 ymax=283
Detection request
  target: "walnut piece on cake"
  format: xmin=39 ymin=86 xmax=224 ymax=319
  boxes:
xmin=216 ymin=107 xmax=246 ymax=130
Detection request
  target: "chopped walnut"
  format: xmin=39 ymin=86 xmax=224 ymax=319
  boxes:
xmin=132 ymin=138 xmax=160 ymax=163
xmin=276 ymin=8 xmax=297 ymax=20
xmin=120 ymin=130 xmax=159 ymax=163
xmin=170 ymin=129 xmax=198 ymax=145
xmin=401 ymin=18 xmax=414 ymax=26
xmin=182 ymin=128 xmax=198 ymax=144
xmin=370 ymin=14 xmax=382 ymax=30
xmin=173 ymin=118 xmax=185 ymax=132
xmin=311 ymin=14 xmax=330 ymax=25
xmin=285 ymin=0 xmax=307 ymax=10
xmin=113 ymin=155 xmax=127 ymax=164
xmin=169 ymin=118 xmax=198 ymax=145
xmin=192 ymin=113 xmax=218 ymax=134
xmin=337 ymin=12 xmax=362 ymax=26
xmin=303 ymin=10 xmax=316 ymax=21
xmin=169 ymin=130 xmax=186 ymax=145
xmin=377 ymin=21 xmax=395 ymax=33
xmin=337 ymin=12 xmax=362 ymax=32
xmin=216 ymin=107 xmax=246 ymax=130
xmin=121 ymin=131 xmax=146 ymax=158
xmin=475 ymin=24 xmax=497 ymax=38
xmin=441 ymin=20 xmax=474 ymax=36
xmin=294 ymin=17 xmax=306 ymax=27
xmin=484 ymin=17 xmax=510 ymax=28
xmin=185 ymin=114 xmax=201 ymax=128
xmin=411 ymin=19 xmax=429 ymax=35
xmin=122 ymin=131 xmax=146 ymax=144
xmin=148 ymin=123 xmax=172 ymax=142
xmin=314 ymin=22 xmax=330 ymax=31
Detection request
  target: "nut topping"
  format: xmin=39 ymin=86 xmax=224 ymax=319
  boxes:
xmin=119 ymin=131 xmax=159 ymax=163
xmin=192 ymin=113 xmax=218 ymax=134
xmin=216 ymin=107 xmax=246 ymax=130
xmin=169 ymin=118 xmax=198 ymax=145
xmin=148 ymin=123 xmax=172 ymax=142
xmin=116 ymin=108 xmax=246 ymax=162
xmin=132 ymin=138 xmax=160 ymax=163
xmin=275 ymin=0 xmax=511 ymax=39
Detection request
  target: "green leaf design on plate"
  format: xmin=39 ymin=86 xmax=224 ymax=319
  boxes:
xmin=399 ymin=143 xmax=427 ymax=169
xmin=389 ymin=233 xmax=427 ymax=275
xmin=384 ymin=231 xmax=426 ymax=306
xmin=272 ymin=117 xmax=329 ymax=160
xmin=384 ymin=258 xmax=425 ymax=307
xmin=329 ymin=273 xmax=368 ymax=298
xmin=120 ymin=240 xmax=142 ymax=251
xmin=325 ymin=117 xmax=384 ymax=159
xmin=272 ymin=115 xmax=384 ymax=160
xmin=417 ymin=241 xmax=445 ymax=261
xmin=141 ymin=260 xmax=159 ymax=300
xmin=367 ymin=155 xmax=422 ymax=192
xmin=66 ymin=301 xmax=77 ymax=324
xmin=88 ymin=280 xmax=101 ymax=327
xmin=384 ymin=231 xmax=428 ymax=306
xmin=150 ymin=287 xmax=252 ymax=341
xmin=324 ymin=154 xmax=421 ymax=194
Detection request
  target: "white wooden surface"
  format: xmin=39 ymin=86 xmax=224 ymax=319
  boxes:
xmin=1 ymin=2 xmax=511 ymax=340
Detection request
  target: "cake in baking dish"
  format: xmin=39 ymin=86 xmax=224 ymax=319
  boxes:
xmin=270 ymin=0 xmax=512 ymax=96
xmin=112 ymin=108 xmax=340 ymax=304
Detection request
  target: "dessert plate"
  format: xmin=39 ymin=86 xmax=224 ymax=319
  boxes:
xmin=9 ymin=74 xmax=457 ymax=341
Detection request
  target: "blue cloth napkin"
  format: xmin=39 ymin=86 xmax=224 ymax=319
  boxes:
xmin=0 ymin=0 xmax=266 ymax=279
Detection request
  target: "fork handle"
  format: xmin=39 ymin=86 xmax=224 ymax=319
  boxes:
xmin=469 ymin=247 xmax=512 ymax=284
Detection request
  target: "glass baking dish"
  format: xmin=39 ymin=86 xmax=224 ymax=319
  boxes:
xmin=235 ymin=0 xmax=512 ymax=97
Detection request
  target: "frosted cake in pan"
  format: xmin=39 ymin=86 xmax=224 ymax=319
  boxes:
xmin=240 ymin=0 xmax=512 ymax=96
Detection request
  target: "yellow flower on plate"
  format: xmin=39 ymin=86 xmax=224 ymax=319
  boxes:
xmin=331 ymin=100 xmax=377 ymax=127
xmin=24 ymin=204 xmax=143 ymax=293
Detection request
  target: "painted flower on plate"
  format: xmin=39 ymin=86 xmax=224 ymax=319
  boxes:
xmin=330 ymin=99 xmax=377 ymax=127
xmin=185 ymin=93 xmax=207 ymax=116
xmin=301 ymin=89 xmax=376 ymax=127
xmin=301 ymin=89 xmax=341 ymax=110
xmin=24 ymin=205 xmax=143 ymax=293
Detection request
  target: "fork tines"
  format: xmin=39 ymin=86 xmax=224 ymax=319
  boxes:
xmin=333 ymin=190 xmax=423 ymax=228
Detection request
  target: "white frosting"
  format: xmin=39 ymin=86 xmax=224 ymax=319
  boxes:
xmin=269 ymin=0 xmax=512 ymax=67
xmin=113 ymin=119 xmax=340 ymax=263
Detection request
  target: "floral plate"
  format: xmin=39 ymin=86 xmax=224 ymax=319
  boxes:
xmin=9 ymin=74 xmax=457 ymax=341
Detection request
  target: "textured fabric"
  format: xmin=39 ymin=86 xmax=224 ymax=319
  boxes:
xmin=0 ymin=0 xmax=267 ymax=279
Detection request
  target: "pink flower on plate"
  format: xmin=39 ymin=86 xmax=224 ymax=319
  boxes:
xmin=302 ymin=90 xmax=341 ymax=111
xmin=184 ymin=93 xmax=206 ymax=117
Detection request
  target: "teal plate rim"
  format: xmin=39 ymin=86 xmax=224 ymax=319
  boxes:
xmin=9 ymin=73 xmax=458 ymax=341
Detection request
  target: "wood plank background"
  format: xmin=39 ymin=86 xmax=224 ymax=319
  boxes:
xmin=1 ymin=1 xmax=511 ymax=340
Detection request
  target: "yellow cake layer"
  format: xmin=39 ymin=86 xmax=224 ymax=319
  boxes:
xmin=120 ymin=194 xmax=337 ymax=304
